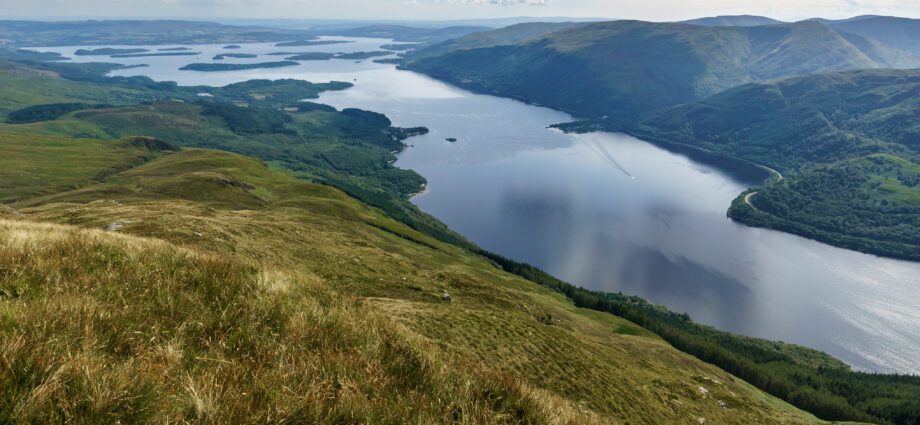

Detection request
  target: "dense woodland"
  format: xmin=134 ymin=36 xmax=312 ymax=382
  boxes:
xmin=730 ymin=155 xmax=920 ymax=260
xmin=629 ymin=70 xmax=920 ymax=259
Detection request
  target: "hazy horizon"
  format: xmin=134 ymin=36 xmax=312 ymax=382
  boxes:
xmin=4 ymin=0 xmax=920 ymax=23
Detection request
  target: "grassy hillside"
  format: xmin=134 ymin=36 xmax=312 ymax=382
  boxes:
xmin=2 ymin=56 xmax=919 ymax=424
xmin=0 ymin=59 xmax=350 ymax=118
xmin=0 ymin=62 xmax=151 ymax=114
xmin=409 ymin=22 xmax=591 ymax=60
xmin=404 ymin=20 xmax=920 ymax=124
xmin=824 ymin=16 xmax=920 ymax=56
xmin=0 ymin=135 xmax=832 ymax=423
xmin=0 ymin=60 xmax=458 ymax=246
xmin=0 ymin=213 xmax=576 ymax=423
xmin=612 ymin=69 xmax=920 ymax=260
xmin=0 ymin=128 xmax=175 ymax=202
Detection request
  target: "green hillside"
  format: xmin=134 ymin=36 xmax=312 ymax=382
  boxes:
xmin=404 ymin=20 xmax=920 ymax=123
xmin=824 ymin=16 xmax=920 ymax=56
xmin=0 ymin=127 xmax=832 ymax=424
xmin=623 ymin=69 xmax=920 ymax=260
xmin=2 ymin=58 xmax=919 ymax=424
xmin=408 ymin=22 xmax=590 ymax=59
xmin=0 ymin=59 xmax=456 ymax=245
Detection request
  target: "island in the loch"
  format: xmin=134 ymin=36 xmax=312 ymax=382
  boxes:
xmin=275 ymin=39 xmax=354 ymax=47
xmin=279 ymin=51 xmax=394 ymax=62
xmin=158 ymin=47 xmax=192 ymax=51
xmin=223 ymin=44 xmax=241 ymax=49
xmin=213 ymin=53 xmax=258 ymax=60
xmin=285 ymin=52 xmax=336 ymax=61
xmin=180 ymin=61 xmax=299 ymax=71
xmin=446 ymin=137 xmax=458 ymax=142
xmin=74 ymin=48 xmax=149 ymax=56
xmin=381 ymin=43 xmax=419 ymax=51
xmin=335 ymin=51 xmax=392 ymax=60
xmin=373 ymin=58 xmax=404 ymax=65
xmin=112 ymin=51 xmax=200 ymax=58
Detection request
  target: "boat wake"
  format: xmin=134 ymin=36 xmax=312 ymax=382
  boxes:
xmin=583 ymin=138 xmax=634 ymax=179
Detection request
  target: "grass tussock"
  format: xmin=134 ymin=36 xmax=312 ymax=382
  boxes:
xmin=0 ymin=219 xmax=599 ymax=424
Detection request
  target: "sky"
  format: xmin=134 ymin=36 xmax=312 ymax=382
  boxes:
xmin=4 ymin=0 xmax=920 ymax=22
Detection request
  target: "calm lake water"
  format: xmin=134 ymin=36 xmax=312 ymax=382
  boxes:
xmin=39 ymin=38 xmax=920 ymax=374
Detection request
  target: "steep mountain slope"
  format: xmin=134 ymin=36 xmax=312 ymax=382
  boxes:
xmin=626 ymin=69 xmax=920 ymax=259
xmin=320 ymin=24 xmax=490 ymax=43
xmin=833 ymin=29 xmax=920 ymax=68
xmin=743 ymin=22 xmax=890 ymax=78
xmin=682 ymin=15 xmax=784 ymax=27
xmin=409 ymin=22 xmax=591 ymax=59
xmin=404 ymin=20 xmax=920 ymax=123
xmin=0 ymin=132 xmax=831 ymax=423
xmin=2 ymin=58 xmax=919 ymax=424
xmin=823 ymin=15 xmax=920 ymax=55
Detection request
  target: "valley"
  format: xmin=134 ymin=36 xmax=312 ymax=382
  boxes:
xmin=0 ymin=62 xmax=833 ymax=424
xmin=1 ymin=13 xmax=919 ymax=424
xmin=402 ymin=19 xmax=920 ymax=261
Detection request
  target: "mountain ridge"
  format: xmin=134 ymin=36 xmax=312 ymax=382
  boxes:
xmin=404 ymin=19 xmax=920 ymax=123
xmin=682 ymin=15 xmax=785 ymax=27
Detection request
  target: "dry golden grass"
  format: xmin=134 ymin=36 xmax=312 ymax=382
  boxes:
xmin=0 ymin=219 xmax=603 ymax=424
xmin=0 ymin=148 xmax=834 ymax=424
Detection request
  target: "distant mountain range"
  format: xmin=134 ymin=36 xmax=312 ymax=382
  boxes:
xmin=221 ymin=16 xmax=606 ymax=30
xmin=820 ymin=15 xmax=920 ymax=55
xmin=404 ymin=18 xmax=920 ymax=122
xmin=685 ymin=15 xmax=920 ymax=55
xmin=408 ymin=22 xmax=592 ymax=59
xmin=686 ymin=15 xmax=920 ymax=55
xmin=681 ymin=15 xmax=784 ymax=27
xmin=0 ymin=19 xmax=492 ymax=47
xmin=0 ymin=19 xmax=322 ymax=46
xmin=311 ymin=24 xmax=490 ymax=43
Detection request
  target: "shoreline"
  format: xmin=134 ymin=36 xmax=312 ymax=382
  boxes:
xmin=408 ymin=183 xmax=429 ymax=200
